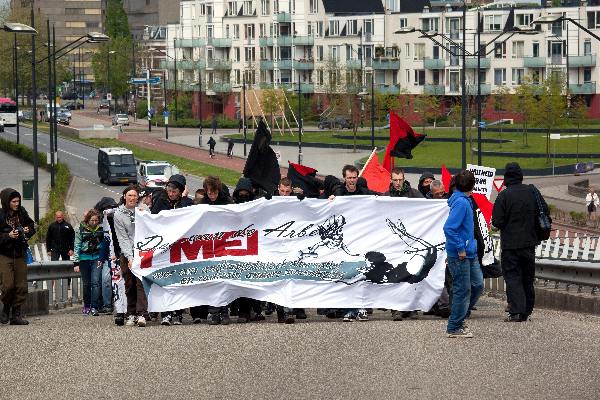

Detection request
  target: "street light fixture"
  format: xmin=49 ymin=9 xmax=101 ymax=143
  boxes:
xmin=287 ymin=75 xmax=303 ymax=164
xmin=191 ymin=79 xmax=204 ymax=147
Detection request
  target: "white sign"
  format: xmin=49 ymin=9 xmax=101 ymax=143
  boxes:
xmin=550 ymin=133 xmax=561 ymax=140
xmin=106 ymin=93 xmax=112 ymax=101
xmin=467 ymin=164 xmax=496 ymax=199
xmin=132 ymin=197 xmax=449 ymax=312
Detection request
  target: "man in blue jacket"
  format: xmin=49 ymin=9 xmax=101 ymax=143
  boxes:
xmin=443 ymin=170 xmax=484 ymax=338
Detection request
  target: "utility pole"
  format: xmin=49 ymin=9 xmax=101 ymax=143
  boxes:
xmin=147 ymin=68 xmax=151 ymax=132
xmin=46 ymin=19 xmax=55 ymax=187
xmin=31 ymin=4 xmax=40 ymax=223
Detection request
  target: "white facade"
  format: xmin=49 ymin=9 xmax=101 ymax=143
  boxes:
xmin=158 ymin=1 xmax=600 ymax=98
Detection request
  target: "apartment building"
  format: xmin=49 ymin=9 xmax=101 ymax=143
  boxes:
xmin=159 ymin=0 xmax=600 ymax=118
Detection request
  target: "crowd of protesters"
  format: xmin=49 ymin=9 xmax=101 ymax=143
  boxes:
xmin=0 ymin=160 xmax=548 ymax=337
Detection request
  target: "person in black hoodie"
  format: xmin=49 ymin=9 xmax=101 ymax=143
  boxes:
xmin=319 ymin=175 xmax=342 ymax=199
xmin=492 ymin=162 xmax=549 ymax=322
xmin=45 ymin=211 xmax=75 ymax=261
xmin=0 ymin=188 xmax=35 ymax=325
xmin=417 ymin=172 xmax=435 ymax=197
xmin=154 ymin=174 xmax=194 ymax=326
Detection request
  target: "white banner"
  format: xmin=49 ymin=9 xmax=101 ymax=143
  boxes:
xmin=132 ymin=197 xmax=449 ymax=312
xmin=467 ymin=164 xmax=496 ymax=199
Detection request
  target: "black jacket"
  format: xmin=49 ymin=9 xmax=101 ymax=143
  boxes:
xmin=150 ymin=188 xmax=194 ymax=213
xmin=384 ymin=181 xmax=423 ymax=198
xmin=46 ymin=220 xmax=75 ymax=254
xmin=492 ymin=163 xmax=549 ymax=250
xmin=0 ymin=188 xmax=35 ymax=258
xmin=333 ymin=185 xmax=372 ymax=196
xmin=200 ymin=191 xmax=233 ymax=206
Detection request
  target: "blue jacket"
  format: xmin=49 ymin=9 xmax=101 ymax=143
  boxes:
xmin=443 ymin=190 xmax=477 ymax=259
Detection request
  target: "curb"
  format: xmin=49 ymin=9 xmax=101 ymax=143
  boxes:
xmin=535 ymin=286 xmax=600 ymax=315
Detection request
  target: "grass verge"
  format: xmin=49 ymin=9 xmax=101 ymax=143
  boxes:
xmin=0 ymin=137 xmax=72 ymax=243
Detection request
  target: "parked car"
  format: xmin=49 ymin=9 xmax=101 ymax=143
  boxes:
xmin=99 ymin=99 xmax=110 ymax=110
xmin=56 ymin=112 xmax=70 ymax=125
xmin=97 ymin=147 xmax=137 ymax=185
xmin=318 ymin=116 xmax=354 ymax=130
xmin=18 ymin=110 xmax=32 ymax=122
xmin=112 ymin=113 xmax=130 ymax=126
xmin=137 ymin=160 xmax=179 ymax=187
xmin=59 ymin=108 xmax=72 ymax=119
xmin=63 ymin=101 xmax=83 ymax=110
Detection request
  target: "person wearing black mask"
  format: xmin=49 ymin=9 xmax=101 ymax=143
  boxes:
xmin=418 ymin=172 xmax=435 ymax=197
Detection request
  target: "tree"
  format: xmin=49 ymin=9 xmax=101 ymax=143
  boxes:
xmin=104 ymin=0 xmax=132 ymax=39
xmin=569 ymin=97 xmax=588 ymax=162
xmin=413 ymin=94 xmax=442 ymax=136
xmin=513 ymin=78 xmax=538 ymax=147
xmin=261 ymin=89 xmax=282 ymax=131
xmin=492 ymin=85 xmax=514 ymax=141
xmin=532 ymin=75 xmax=566 ymax=161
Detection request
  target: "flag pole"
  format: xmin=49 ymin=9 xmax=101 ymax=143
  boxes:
xmin=359 ymin=147 xmax=378 ymax=177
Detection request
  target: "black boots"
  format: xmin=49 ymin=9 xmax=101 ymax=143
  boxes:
xmin=10 ymin=306 xmax=29 ymax=325
xmin=0 ymin=304 xmax=10 ymax=324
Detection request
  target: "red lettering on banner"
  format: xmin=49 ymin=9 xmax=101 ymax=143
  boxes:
xmin=169 ymin=230 xmax=259 ymax=263
xmin=139 ymin=250 xmax=155 ymax=269
xmin=170 ymin=239 xmax=214 ymax=263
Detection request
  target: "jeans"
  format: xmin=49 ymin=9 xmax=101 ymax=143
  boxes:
xmin=446 ymin=257 xmax=484 ymax=332
xmin=50 ymin=251 xmax=70 ymax=261
xmin=101 ymin=261 xmax=112 ymax=309
xmin=80 ymin=260 xmax=102 ymax=309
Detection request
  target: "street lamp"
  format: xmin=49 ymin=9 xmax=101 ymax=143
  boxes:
xmin=191 ymin=77 xmax=204 ymax=147
xmin=107 ymin=50 xmax=116 ymax=116
xmin=3 ymin=19 xmax=39 ymax=222
xmin=287 ymin=74 xmax=303 ymax=164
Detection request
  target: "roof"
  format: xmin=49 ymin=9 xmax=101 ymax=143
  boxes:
xmin=99 ymin=147 xmax=133 ymax=155
xmin=400 ymin=0 xmax=431 ymax=13
xmin=322 ymin=0 xmax=384 ymax=14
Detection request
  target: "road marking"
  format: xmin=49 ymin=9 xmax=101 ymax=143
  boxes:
xmin=79 ymin=176 xmax=120 ymax=194
xmin=59 ymin=149 xmax=89 ymax=161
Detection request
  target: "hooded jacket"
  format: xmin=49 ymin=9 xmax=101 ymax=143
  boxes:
xmin=94 ymin=196 xmax=121 ymax=258
xmin=418 ymin=172 xmax=435 ymax=197
xmin=0 ymin=188 xmax=35 ymax=258
xmin=73 ymin=222 xmax=107 ymax=263
xmin=492 ymin=162 xmax=547 ymax=250
xmin=319 ymin=175 xmax=342 ymax=199
xmin=384 ymin=181 xmax=423 ymax=198
xmin=233 ymin=177 xmax=256 ymax=204
xmin=113 ymin=204 xmax=136 ymax=261
xmin=443 ymin=190 xmax=477 ymax=259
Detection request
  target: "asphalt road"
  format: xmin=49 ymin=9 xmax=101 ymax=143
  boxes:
xmin=0 ymin=297 xmax=598 ymax=399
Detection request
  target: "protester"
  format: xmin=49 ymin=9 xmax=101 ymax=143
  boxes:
xmin=443 ymin=170 xmax=483 ymax=338
xmin=586 ymin=186 xmax=599 ymax=220
xmin=73 ymin=209 xmax=107 ymax=317
xmin=194 ymin=188 xmax=205 ymax=204
xmin=208 ymin=136 xmax=216 ymax=158
xmin=227 ymin=138 xmax=234 ymax=158
xmin=384 ymin=167 xmax=423 ymax=198
xmin=418 ymin=172 xmax=435 ymax=197
xmin=238 ymin=118 xmax=243 ymax=133
xmin=114 ymin=185 xmax=147 ymax=327
xmin=427 ymin=180 xmax=447 ymax=199
xmin=492 ymin=162 xmax=549 ymax=322
xmin=0 ymin=188 xmax=35 ymax=325
xmin=211 ymin=116 xmax=218 ymax=135
xmin=46 ymin=211 xmax=74 ymax=261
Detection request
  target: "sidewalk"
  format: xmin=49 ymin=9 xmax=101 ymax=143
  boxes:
xmin=0 ymin=152 xmax=50 ymax=217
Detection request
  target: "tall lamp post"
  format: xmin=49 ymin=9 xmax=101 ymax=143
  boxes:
xmin=107 ymin=50 xmax=115 ymax=116
xmin=191 ymin=76 xmax=204 ymax=147
xmin=13 ymin=34 xmax=20 ymax=144
xmin=287 ymin=74 xmax=303 ymax=164
xmin=3 ymin=21 xmax=39 ymax=221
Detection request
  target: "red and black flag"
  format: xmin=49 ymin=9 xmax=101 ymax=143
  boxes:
xmin=243 ymin=120 xmax=281 ymax=194
xmin=382 ymin=112 xmax=426 ymax=170
xmin=287 ymin=161 xmax=321 ymax=198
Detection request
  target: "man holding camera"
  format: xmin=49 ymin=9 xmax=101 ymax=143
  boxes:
xmin=0 ymin=188 xmax=35 ymax=325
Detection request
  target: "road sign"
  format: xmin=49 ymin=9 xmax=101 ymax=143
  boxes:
xmin=148 ymin=77 xmax=161 ymax=84
xmin=163 ymin=110 xmax=170 ymax=117
xmin=478 ymin=121 xmax=486 ymax=129
xmin=130 ymin=77 xmax=161 ymax=85
xmin=493 ymin=178 xmax=505 ymax=192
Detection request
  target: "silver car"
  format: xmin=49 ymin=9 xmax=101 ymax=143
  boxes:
xmin=112 ymin=114 xmax=130 ymax=126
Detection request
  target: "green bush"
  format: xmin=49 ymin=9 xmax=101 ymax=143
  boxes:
xmin=569 ymin=211 xmax=587 ymax=226
xmin=152 ymin=116 xmax=241 ymax=129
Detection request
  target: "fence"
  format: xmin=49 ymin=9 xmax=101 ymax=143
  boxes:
xmin=29 ymin=243 xmax=82 ymax=309
xmin=486 ymin=228 xmax=600 ymax=296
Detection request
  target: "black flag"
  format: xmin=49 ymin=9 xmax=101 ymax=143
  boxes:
xmin=243 ymin=120 xmax=281 ymax=194
xmin=287 ymin=161 xmax=321 ymax=198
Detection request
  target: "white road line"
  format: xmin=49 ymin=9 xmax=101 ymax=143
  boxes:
xmin=79 ymin=176 xmax=120 ymax=194
xmin=59 ymin=149 xmax=89 ymax=161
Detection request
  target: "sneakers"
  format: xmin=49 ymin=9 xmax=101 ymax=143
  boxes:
xmin=343 ymin=312 xmax=356 ymax=322
xmin=220 ymin=312 xmax=231 ymax=325
xmin=193 ymin=317 xmax=203 ymax=324
xmin=125 ymin=315 xmax=137 ymax=326
xmin=114 ymin=313 xmax=125 ymax=326
xmin=137 ymin=315 xmax=146 ymax=327
xmin=161 ymin=314 xmax=173 ymax=326
xmin=447 ymin=328 xmax=474 ymax=338
xmin=401 ymin=311 xmax=419 ymax=319
xmin=90 ymin=308 xmax=99 ymax=316
xmin=504 ymin=314 xmax=525 ymax=322
xmin=82 ymin=305 xmax=91 ymax=315
xmin=173 ymin=314 xmax=183 ymax=325
xmin=391 ymin=310 xmax=403 ymax=321
xmin=295 ymin=309 xmax=307 ymax=320
xmin=208 ymin=313 xmax=220 ymax=325
xmin=284 ymin=313 xmax=295 ymax=324
xmin=99 ymin=307 xmax=113 ymax=315
xmin=356 ymin=309 xmax=369 ymax=321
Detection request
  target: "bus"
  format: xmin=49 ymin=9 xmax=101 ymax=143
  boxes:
xmin=0 ymin=98 xmax=17 ymax=126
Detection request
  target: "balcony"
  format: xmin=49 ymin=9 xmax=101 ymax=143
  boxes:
xmin=294 ymin=36 xmax=314 ymax=46
xmin=466 ymin=83 xmax=491 ymax=95
xmin=277 ymin=59 xmax=293 ymax=69
xmin=260 ymin=60 xmax=274 ymax=70
xmin=569 ymin=55 xmax=596 ymax=68
xmin=259 ymin=37 xmax=273 ymax=46
xmin=276 ymin=12 xmax=292 ymax=23
xmin=178 ymin=60 xmax=206 ymax=70
xmin=160 ymin=60 xmax=175 ymax=69
xmin=372 ymin=58 xmax=400 ymax=70
xmin=206 ymin=59 xmax=232 ymax=70
xmin=424 ymin=84 xmax=445 ymax=95
xmin=570 ymin=81 xmax=596 ymax=94
xmin=208 ymin=83 xmax=232 ymax=93
xmin=346 ymin=59 xmax=362 ymax=70
xmin=424 ymin=58 xmax=445 ymax=69
xmin=523 ymin=56 xmax=546 ymax=68
xmin=277 ymin=36 xmax=293 ymax=46
xmin=377 ymin=85 xmax=401 ymax=95
xmin=174 ymin=38 xmax=205 ymax=48
xmin=206 ymin=37 xmax=232 ymax=47
xmin=465 ymin=58 xmax=491 ymax=69
xmin=294 ymin=60 xmax=314 ymax=70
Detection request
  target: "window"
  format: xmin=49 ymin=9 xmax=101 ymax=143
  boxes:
xmin=516 ymin=13 xmax=533 ymax=27
xmin=404 ymin=43 xmax=410 ymax=58
xmin=309 ymin=0 xmax=318 ymax=14
xmin=316 ymin=45 xmax=323 ymax=61
xmin=414 ymin=70 xmax=425 ymax=86
xmin=512 ymin=41 xmax=524 ymax=58
xmin=588 ymin=11 xmax=600 ymax=29
xmin=584 ymin=40 xmax=592 ymax=56
xmin=329 ymin=46 xmax=339 ymax=62
xmin=245 ymin=47 xmax=256 ymax=62
xmin=234 ymin=47 xmax=241 ymax=62
xmin=449 ymin=45 xmax=459 ymax=66
xmin=329 ymin=71 xmax=338 ymax=87
xmin=421 ymin=18 xmax=439 ymax=32
xmin=386 ymin=0 xmax=400 ymax=12
xmin=65 ymin=21 xmax=86 ymax=28
xmin=273 ymin=0 xmax=279 ymax=13
xmin=432 ymin=70 xmax=440 ymax=85
xmin=406 ymin=69 xmax=410 ymax=84
xmin=245 ymin=24 xmax=255 ymax=39
xmin=347 ymin=20 xmax=358 ymax=36
xmin=399 ymin=18 xmax=407 ymax=29
xmin=243 ymin=1 xmax=252 ymax=15
xmin=329 ymin=20 xmax=339 ymax=36
xmin=316 ymin=21 xmax=323 ymax=37
xmin=207 ymin=25 xmax=214 ymax=38
xmin=448 ymin=17 xmax=461 ymax=39
xmin=485 ymin=15 xmax=502 ymax=31
xmin=364 ymin=19 xmax=374 ymax=35
xmin=346 ymin=44 xmax=353 ymax=61
xmin=584 ymin=67 xmax=592 ymax=83
xmin=532 ymin=42 xmax=539 ymax=57
xmin=65 ymin=8 xmax=83 ymax=15
xmin=512 ymin=68 xmax=524 ymax=85
xmin=233 ymin=25 xmax=240 ymax=39
xmin=228 ymin=1 xmax=237 ymax=16
xmin=494 ymin=42 xmax=506 ymax=58
xmin=259 ymin=23 xmax=266 ymax=37
xmin=259 ymin=47 xmax=267 ymax=60
xmin=414 ymin=43 xmax=425 ymax=60
xmin=261 ymin=0 xmax=270 ymax=15
xmin=317 ymin=70 xmax=324 ymax=85
xmin=494 ymin=68 xmax=506 ymax=85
